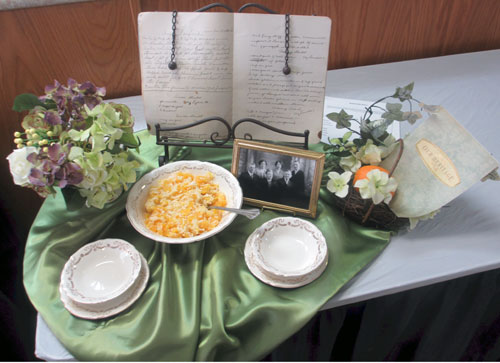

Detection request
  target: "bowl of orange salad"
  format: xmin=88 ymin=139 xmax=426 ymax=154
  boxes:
xmin=126 ymin=160 xmax=243 ymax=243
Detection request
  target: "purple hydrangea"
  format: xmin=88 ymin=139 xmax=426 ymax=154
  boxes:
xmin=27 ymin=144 xmax=84 ymax=189
xmin=41 ymin=78 xmax=106 ymax=129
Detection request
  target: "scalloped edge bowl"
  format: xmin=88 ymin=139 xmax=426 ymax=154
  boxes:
xmin=60 ymin=239 xmax=142 ymax=309
xmin=251 ymin=217 xmax=328 ymax=280
xmin=126 ymin=160 xmax=243 ymax=244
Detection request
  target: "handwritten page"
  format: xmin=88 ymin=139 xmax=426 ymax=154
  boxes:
xmin=138 ymin=12 xmax=331 ymax=142
xmin=321 ymin=96 xmax=400 ymax=144
xmin=233 ymin=14 xmax=331 ymax=143
xmin=381 ymin=106 xmax=499 ymax=218
xmin=138 ymin=12 xmax=234 ymax=139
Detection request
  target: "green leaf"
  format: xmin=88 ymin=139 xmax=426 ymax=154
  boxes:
xmin=378 ymin=132 xmax=390 ymax=145
xmin=382 ymin=103 xmax=405 ymax=121
xmin=393 ymin=82 xmax=414 ymax=102
xmin=342 ymin=131 xmax=353 ymax=142
xmin=481 ymin=169 xmax=500 ymax=181
xmin=370 ymin=128 xmax=385 ymax=140
xmin=402 ymin=111 xmax=422 ymax=124
xmin=367 ymin=118 xmax=391 ymax=140
xmin=325 ymin=153 xmax=340 ymax=163
xmin=372 ymin=118 xmax=392 ymax=128
xmin=371 ymin=126 xmax=388 ymax=139
xmin=327 ymin=109 xmax=352 ymax=129
xmin=108 ymin=144 xmax=124 ymax=154
xmin=344 ymin=141 xmax=355 ymax=148
xmin=360 ymin=118 xmax=371 ymax=135
xmin=43 ymin=99 xmax=57 ymax=110
xmin=117 ymin=132 xmax=140 ymax=148
xmin=353 ymin=138 xmax=366 ymax=148
xmin=84 ymin=116 xmax=94 ymax=129
xmin=386 ymin=103 xmax=403 ymax=112
xmin=332 ymin=150 xmax=352 ymax=157
xmin=12 ymin=93 xmax=45 ymax=112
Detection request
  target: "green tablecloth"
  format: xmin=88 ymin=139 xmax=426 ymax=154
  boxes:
xmin=23 ymin=131 xmax=390 ymax=361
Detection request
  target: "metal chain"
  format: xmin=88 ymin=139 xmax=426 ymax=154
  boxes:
xmin=283 ymin=14 xmax=291 ymax=75
xmin=169 ymin=10 xmax=177 ymax=70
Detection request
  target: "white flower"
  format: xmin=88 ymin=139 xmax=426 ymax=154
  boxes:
xmin=339 ymin=155 xmax=361 ymax=173
xmin=354 ymin=169 xmax=398 ymax=204
xmin=6 ymin=147 xmax=37 ymax=185
xmin=356 ymin=139 xmax=383 ymax=165
xmin=409 ymin=209 xmax=440 ymax=230
xmin=327 ymin=171 xmax=352 ymax=198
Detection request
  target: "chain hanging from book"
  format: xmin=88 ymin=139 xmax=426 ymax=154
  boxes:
xmin=168 ymin=10 xmax=177 ymax=70
xmin=283 ymin=14 xmax=291 ymax=75
xmin=169 ymin=7 xmax=291 ymax=76
xmin=137 ymin=3 xmax=331 ymax=164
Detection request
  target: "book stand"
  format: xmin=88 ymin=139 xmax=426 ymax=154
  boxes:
xmin=154 ymin=3 xmax=310 ymax=165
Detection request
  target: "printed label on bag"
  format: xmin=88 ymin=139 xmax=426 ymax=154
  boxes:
xmin=416 ymin=138 xmax=460 ymax=187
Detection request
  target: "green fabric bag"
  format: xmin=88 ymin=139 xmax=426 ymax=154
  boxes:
xmin=23 ymin=131 xmax=390 ymax=361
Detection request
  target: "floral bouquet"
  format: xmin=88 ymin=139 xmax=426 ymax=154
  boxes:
xmin=322 ymin=83 xmax=428 ymax=230
xmin=7 ymin=79 xmax=141 ymax=209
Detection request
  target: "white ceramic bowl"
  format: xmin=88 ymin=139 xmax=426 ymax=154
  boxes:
xmin=251 ymin=217 xmax=328 ymax=281
xmin=60 ymin=239 xmax=142 ymax=310
xmin=126 ymin=160 xmax=243 ymax=244
xmin=244 ymin=230 xmax=328 ymax=288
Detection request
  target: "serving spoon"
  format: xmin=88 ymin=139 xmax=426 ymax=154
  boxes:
xmin=208 ymin=206 xmax=261 ymax=220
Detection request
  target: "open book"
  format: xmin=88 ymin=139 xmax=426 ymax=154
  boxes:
xmin=138 ymin=12 xmax=331 ymax=143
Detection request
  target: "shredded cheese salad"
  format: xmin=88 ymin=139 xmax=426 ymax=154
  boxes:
xmin=144 ymin=171 xmax=227 ymax=238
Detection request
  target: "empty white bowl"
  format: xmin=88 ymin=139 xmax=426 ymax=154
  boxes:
xmin=252 ymin=217 xmax=328 ymax=281
xmin=126 ymin=160 xmax=243 ymax=244
xmin=60 ymin=239 xmax=142 ymax=310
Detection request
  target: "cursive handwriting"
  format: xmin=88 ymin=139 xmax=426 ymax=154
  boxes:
xmin=241 ymin=32 xmax=328 ymax=126
xmin=142 ymin=28 xmax=233 ymax=90
xmin=139 ymin=13 xmax=233 ymax=139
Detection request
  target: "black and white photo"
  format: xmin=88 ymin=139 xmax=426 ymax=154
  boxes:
xmin=232 ymin=140 xmax=325 ymax=217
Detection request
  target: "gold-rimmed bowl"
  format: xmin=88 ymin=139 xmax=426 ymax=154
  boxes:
xmin=251 ymin=217 xmax=328 ymax=281
xmin=60 ymin=239 xmax=142 ymax=310
xmin=126 ymin=160 xmax=243 ymax=244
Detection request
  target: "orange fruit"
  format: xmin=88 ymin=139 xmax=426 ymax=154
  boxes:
xmin=353 ymin=165 xmax=394 ymax=195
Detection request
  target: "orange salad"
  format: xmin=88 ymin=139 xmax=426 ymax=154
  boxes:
xmin=144 ymin=171 xmax=227 ymax=238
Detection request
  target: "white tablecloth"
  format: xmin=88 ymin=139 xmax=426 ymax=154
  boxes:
xmin=35 ymin=50 xmax=500 ymax=360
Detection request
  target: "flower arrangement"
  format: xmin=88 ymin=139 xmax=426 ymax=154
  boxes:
xmin=322 ymin=83 xmax=426 ymax=229
xmin=7 ymin=79 xmax=141 ymax=209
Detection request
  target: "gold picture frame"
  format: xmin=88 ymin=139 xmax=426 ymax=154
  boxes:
xmin=231 ymin=139 xmax=325 ymax=218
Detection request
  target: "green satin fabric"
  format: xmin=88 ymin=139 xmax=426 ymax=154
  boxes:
xmin=23 ymin=130 xmax=390 ymax=361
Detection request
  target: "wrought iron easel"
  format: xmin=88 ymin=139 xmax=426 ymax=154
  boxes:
xmin=155 ymin=3 xmax=309 ymax=165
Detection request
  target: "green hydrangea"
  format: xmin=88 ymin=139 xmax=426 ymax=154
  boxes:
xmin=10 ymin=79 xmax=141 ymax=208
xmin=69 ymin=146 xmax=140 ymax=208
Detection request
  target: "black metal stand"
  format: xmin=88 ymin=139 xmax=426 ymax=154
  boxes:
xmin=237 ymin=3 xmax=277 ymax=13
xmin=195 ymin=3 xmax=234 ymax=12
xmin=156 ymin=118 xmax=309 ymax=165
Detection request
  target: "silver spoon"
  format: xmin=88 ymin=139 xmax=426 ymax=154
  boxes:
xmin=208 ymin=206 xmax=261 ymax=220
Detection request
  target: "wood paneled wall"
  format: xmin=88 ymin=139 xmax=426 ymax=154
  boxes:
xmin=1 ymin=0 xmax=500 ymax=241
xmin=0 ymin=0 xmax=142 ymax=242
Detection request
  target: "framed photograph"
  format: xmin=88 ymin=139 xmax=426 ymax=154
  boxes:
xmin=231 ymin=139 xmax=325 ymax=218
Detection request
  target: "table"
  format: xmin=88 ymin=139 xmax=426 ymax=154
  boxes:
xmin=34 ymin=50 xmax=500 ymax=360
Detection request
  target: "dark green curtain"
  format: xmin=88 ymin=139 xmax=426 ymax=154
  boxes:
xmin=0 ymin=203 xmax=37 ymax=361
xmin=265 ymin=268 xmax=500 ymax=361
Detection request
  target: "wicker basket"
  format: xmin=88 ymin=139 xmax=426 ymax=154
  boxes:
xmin=330 ymin=187 xmax=409 ymax=230
xmin=330 ymin=139 xmax=409 ymax=231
